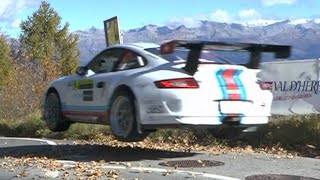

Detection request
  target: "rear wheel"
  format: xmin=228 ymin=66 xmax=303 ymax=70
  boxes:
xmin=44 ymin=92 xmax=71 ymax=132
xmin=110 ymin=90 xmax=149 ymax=142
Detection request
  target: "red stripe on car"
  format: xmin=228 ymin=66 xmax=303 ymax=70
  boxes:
xmin=63 ymin=111 xmax=109 ymax=117
xmin=222 ymin=69 xmax=241 ymax=100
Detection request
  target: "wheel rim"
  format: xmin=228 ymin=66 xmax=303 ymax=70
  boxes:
xmin=45 ymin=94 xmax=61 ymax=128
xmin=110 ymin=96 xmax=134 ymax=137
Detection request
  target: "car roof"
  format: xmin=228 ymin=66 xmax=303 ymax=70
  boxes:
xmin=112 ymin=42 xmax=160 ymax=50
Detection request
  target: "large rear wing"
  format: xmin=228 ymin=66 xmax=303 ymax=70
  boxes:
xmin=160 ymin=40 xmax=291 ymax=75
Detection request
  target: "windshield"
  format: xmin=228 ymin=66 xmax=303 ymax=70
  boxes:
xmin=145 ymin=48 xmax=251 ymax=64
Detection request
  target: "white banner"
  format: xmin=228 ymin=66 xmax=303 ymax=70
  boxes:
xmin=259 ymin=59 xmax=320 ymax=115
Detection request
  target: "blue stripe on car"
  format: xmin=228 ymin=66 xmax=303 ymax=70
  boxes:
xmin=234 ymin=69 xmax=246 ymax=100
xmin=216 ymin=69 xmax=228 ymax=99
xmin=215 ymin=69 xmax=226 ymax=122
xmin=62 ymin=105 xmax=108 ymax=112
xmin=234 ymin=69 xmax=247 ymax=123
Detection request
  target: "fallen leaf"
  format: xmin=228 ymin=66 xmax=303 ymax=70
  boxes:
xmin=306 ymin=144 xmax=317 ymax=149
xmin=107 ymin=169 xmax=120 ymax=178
xmin=63 ymin=172 xmax=70 ymax=177
xmin=16 ymin=171 xmax=29 ymax=177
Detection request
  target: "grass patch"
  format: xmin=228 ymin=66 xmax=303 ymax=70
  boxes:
xmin=0 ymin=111 xmax=111 ymax=140
xmin=254 ymin=115 xmax=320 ymax=147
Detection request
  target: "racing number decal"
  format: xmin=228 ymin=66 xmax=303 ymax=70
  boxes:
xmin=83 ymin=90 xmax=94 ymax=101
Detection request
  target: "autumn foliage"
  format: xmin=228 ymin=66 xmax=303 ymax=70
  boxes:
xmin=0 ymin=2 xmax=79 ymax=118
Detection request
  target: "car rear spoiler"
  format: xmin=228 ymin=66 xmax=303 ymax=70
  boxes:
xmin=160 ymin=40 xmax=291 ymax=75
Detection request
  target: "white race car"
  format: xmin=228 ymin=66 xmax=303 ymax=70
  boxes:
xmin=42 ymin=40 xmax=290 ymax=141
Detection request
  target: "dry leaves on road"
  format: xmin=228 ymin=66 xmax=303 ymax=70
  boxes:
xmin=0 ymin=156 xmax=119 ymax=179
xmin=67 ymin=135 xmax=307 ymax=159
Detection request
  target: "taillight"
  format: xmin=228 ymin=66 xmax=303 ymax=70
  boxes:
xmin=258 ymin=80 xmax=273 ymax=90
xmin=155 ymin=78 xmax=199 ymax=88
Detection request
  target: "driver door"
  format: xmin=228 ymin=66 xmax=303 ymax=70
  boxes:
xmin=66 ymin=48 xmax=123 ymax=120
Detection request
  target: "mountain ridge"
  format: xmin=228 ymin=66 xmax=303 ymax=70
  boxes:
xmin=73 ymin=20 xmax=320 ymax=65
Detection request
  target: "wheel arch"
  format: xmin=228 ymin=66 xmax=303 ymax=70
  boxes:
xmin=111 ymin=84 xmax=137 ymax=101
xmin=110 ymin=84 xmax=144 ymax=134
xmin=46 ymin=87 xmax=60 ymax=98
xmin=45 ymin=87 xmax=63 ymax=105
xmin=43 ymin=87 xmax=62 ymax=114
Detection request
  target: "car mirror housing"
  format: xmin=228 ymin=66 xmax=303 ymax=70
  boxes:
xmin=76 ymin=67 xmax=87 ymax=76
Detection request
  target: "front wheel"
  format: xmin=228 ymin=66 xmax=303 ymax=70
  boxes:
xmin=44 ymin=92 xmax=71 ymax=132
xmin=110 ymin=90 xmax=148 ymax=142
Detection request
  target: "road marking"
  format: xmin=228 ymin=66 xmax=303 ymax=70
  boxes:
xmin=0 ymin=137 xmax=57 ymax=146
xmin=57 ymin=160 xmax=241 ymax=180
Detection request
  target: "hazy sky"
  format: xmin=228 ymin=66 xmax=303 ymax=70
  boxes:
xmin=1 ymin=0 xmax=320 ymax=37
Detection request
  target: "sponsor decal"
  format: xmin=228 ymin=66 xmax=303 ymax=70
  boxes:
xmin=262 ymin=80 xmax=317 ymax=101
xmin=74 ymin=79 xmax=94 ymax=90
xmin=83 ymin=90 xmax=93 ymax=101
xmin=264 ymin=80 xmax=320 ymax=93
xmin=273 ymin=94 xmax=312 ymax=101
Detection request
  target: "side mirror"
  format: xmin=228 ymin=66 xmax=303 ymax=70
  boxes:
xmin=76 ymin=67 xmax=87 ymax=76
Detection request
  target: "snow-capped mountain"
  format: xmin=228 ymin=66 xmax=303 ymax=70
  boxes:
xmin=74 ymin=20 xmax=320 ymax=64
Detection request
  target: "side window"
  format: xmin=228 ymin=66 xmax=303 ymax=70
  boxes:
xmin=87 ymin=48 xmax=146 ymax=74
xmin=87 ymin=49 xmax=122 ymax=74
xmin=114 ymin=50 xmax=146 ymax=71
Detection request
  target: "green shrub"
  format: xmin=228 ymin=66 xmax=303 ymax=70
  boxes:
xmin=264 ymin=115 xmax=320 ymax=146
xmin=0 ymin=112 xmax=110 ymax=140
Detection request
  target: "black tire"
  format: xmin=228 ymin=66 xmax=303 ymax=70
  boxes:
xmin=110 ymin=90 xmax=149 ymax=142
xmin=44 ymin=92 xmax=71 ymax=132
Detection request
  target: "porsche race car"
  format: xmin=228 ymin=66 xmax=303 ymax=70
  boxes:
xmin=42 ymin=40 xmax=291 ymax=141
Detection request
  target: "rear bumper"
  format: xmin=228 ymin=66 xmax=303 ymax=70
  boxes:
xmin=141 ymin=115 xmax=269 ymax=126
xmin=177 ymin=116 xmax=268 ymax=125
xmin=135 ymin=82 xmax=273 ymax=126
xmin=139 ymin=94 xmax=271 ymax=125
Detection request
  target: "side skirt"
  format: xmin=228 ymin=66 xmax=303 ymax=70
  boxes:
xmin=63 ymin=111 xmax=110 ymax=125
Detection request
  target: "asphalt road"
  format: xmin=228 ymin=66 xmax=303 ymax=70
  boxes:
xmin=0 ymin=137 xmax=319 ymax=180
